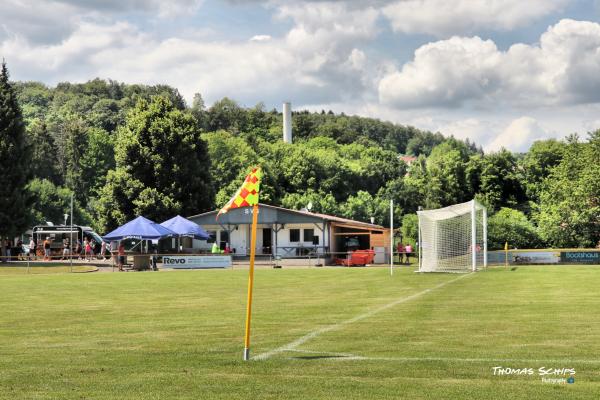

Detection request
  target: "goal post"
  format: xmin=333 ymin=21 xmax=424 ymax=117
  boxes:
xmin=417 ymin=200 xmax=487 ymax=273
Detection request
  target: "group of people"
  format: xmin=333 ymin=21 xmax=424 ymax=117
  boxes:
xmin=59 ymin=237 xmax=108 ymax=261
xmin=22 ymin=236 xmax=109 ymax=262
xmin=396 ymin=242 xmax=413 ymax=264
xmin=0 ymin=238 xmax=26 ymax=262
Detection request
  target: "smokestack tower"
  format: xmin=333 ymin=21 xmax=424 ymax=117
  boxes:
xmin=283 ymin=102 xmax=292 ymax=143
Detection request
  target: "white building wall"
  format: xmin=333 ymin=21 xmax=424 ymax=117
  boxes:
xmin=275 ymin=223 xmax=325 ymax=256
xmin=191 ymin=223 xmax=326 ymax=257
xmin=192 ymin=224 xmax=270 ymax=255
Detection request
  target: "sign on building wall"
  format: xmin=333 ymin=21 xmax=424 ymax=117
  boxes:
xmin=163 ymin=255 xmax=232 ymax=269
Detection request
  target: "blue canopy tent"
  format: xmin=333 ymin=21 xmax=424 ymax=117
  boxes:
xmin=103 ymin=216 xmax=176 ymax=241
xmin=160 ymin=215 xmax=210 ymax=252
xmin=160 ymin=215 xmax=210 ymax=239
xmin=102 ymin=216 xmax=176 ymax=270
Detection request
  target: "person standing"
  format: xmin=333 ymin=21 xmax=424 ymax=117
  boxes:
xmin=16 ymin=239 xmax=23 ymax=260
xmin=397 ymin=242 xmax=405 ymax=264
xmin=100 ymin=241 xmax=107 ymax=261
xmin=29 ymin=237 xmax=36 ymax=260
xmin=110 ymin=240 xmax=118 ymax=265
xmin=43 ymin=237 xmax=51 ymax=261
xmin=0 ymin=238 xmax=6 ymax=262
xmin=62 ymin=237 xmax=70 ymax=260
xmin=75 ymin=239 xmax=82 ymax=259
xmin=117 ymin=241 xmax=125 ymax=271
xmin=84 ymin=238 xmax=92 ymax=261
xmin=90 ymin=239 xmax=96 ymax=258
xmin=6 ymin=238 xmax=12 ymax=262
xmin=405 ymin=243 xmax=413 ymax=265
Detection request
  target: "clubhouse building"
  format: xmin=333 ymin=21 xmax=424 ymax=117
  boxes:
xmin=187 ymin=204 xmax=390 ymax=263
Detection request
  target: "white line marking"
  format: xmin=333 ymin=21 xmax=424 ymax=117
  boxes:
xmin=287 ymin=348 xmax=358 ymax=357
xmin=254 ymin=273 xmax=473 ymax=360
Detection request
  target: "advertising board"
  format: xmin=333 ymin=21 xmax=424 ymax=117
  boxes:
xmin=163 ymin=255 xmax=232 ymax=269
xmin=560 ymin=251 xmax=600 ymax=264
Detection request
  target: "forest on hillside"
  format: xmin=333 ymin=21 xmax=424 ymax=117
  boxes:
xmin=1 ymin=64 xmax=598 ymax=249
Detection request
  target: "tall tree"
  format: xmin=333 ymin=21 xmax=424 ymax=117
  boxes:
xmin=94 ymin=96 xmax=213 ymax=232
xmin=0 ymin=61 xmax=31 ymax=237
xmin=79 ymin=127 xmax=115 ymax=199
xmin=521 ymin=139 xmax=565 ymax=201
xmin=27 ymin=119 xmax=61 ymax=185
xmin=535 ymin=132 xmax=600 ymax=247
xmin=488 ymin=208 xmax=542 ymax=250
xmin=473 ymin=149 xmax=527 ymax=212
xmin=27 ymin=178 xmax=90 ymax=226
xmin=62 ymin=118 xmax=88 ymax=201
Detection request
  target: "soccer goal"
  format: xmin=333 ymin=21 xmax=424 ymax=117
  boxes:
xmin=417 ymin=200 xmax=487 ymax=273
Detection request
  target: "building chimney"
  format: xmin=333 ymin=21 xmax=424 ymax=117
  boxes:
xmin=283 ymin=102 xmax=292 ymax=143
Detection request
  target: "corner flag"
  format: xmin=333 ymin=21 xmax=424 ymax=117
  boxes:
xmin=216 ymin=166 xmax=262 ymax=361
xmin=217 ymin=167 xmax=261 ymax=219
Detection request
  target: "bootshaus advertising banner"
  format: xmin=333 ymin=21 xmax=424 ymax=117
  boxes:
xmin=163 ymin=255 xmax=232 ymax=269
xmin=560 ymin=251 xmax=600 ymax=264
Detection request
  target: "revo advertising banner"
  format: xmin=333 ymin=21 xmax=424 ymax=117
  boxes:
xmin=163 ymin=255 xmax=232 ymax=269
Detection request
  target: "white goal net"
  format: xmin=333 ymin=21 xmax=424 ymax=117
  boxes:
xmin=417 ymin=200 xmax=487 ymax=273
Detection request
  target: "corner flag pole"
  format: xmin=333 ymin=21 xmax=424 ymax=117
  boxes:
xmin=390 ymin=199 xmax=394 ymax=276
xmin=243 ymin=204 xmax=259 ymax=361
xmin=70 ymin=193 xmax=73 ymax=272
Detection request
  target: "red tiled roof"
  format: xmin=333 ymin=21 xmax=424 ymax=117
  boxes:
xmin=399 ymin=155 xmax=418 ymax=164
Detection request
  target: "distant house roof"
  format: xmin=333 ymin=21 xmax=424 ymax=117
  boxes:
xmin=399 ymin=155 xmax=418 ymax=164
xmin=188 ymin=203 xmax=385 ymax=230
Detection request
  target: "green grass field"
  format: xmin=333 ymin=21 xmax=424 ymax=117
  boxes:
xmin=1 ymin=265 xmax=599 ymax=399
xmin=0 ymin=264 xmax=97 ymax=275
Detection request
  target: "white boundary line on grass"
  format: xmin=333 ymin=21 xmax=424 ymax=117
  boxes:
xmin=285 ymin=349 xmax=600 ymax=364
xmin=254 ymin=273 xmax=473 ymax=360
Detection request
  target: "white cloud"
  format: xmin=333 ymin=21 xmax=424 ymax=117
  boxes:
xmin=1 ymin=2 xmax=381 ymax=106
xmin=486 ymin=117 xmax=548 ymax=152
xmin=1 ymin=0 xmax=598 ymax=154
xmin=0 ymin=0 xmax=79 ymax=44
xmin=379 ymin=19 xmax=600 ymax=109
xmin=250 ymin=34 xmax=272 ymax=42
xmin=436 ymin=118 xmax=493 ymax=145
xmin=379 ymin=36 xmax=502 ymax=108
xmin=382 ymin=0 xmax=568 ymax=37
xmin=0 ymin=0 xmax=204 ymax=44
xmin=49 ymin=0 xmax=204 ymax=17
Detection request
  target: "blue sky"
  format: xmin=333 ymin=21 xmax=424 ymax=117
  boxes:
xmin=2 ymin=0 xmax=600 ymax=152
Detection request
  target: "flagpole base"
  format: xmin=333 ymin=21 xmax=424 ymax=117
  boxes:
xmin=243 ymin=348 xmax=250 ymax=361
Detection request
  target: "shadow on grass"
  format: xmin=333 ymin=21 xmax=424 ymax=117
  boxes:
xmin=290 ymin=355 xmax=350 ymax=360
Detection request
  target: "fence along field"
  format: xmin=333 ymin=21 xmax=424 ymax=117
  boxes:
xmin=1 ymin=265 xmax=599 ymax=399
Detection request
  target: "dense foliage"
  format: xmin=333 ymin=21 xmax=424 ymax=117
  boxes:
xmin=0 ymin=62 xmax=30 ymax=237
xmin=3 ymin=69 xmax=598 ymax=248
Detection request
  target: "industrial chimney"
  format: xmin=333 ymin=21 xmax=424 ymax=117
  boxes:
xmin=283 ymin=102 xmax=292 ymax=143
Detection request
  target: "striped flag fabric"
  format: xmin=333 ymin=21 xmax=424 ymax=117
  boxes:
xmin=217 ymin=167 xmax=261 ymax=219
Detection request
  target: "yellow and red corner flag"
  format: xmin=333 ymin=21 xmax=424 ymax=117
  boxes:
xmin=217 ymin=167 xmax=261 ymax=219
xmin=216 ymin=166 xmax=262 ymax=361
